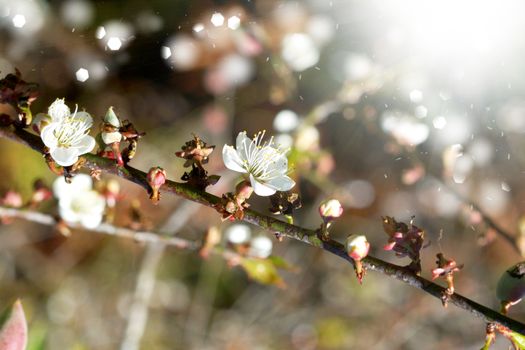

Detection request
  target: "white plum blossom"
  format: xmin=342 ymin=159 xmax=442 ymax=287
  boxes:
xmin=222 ymin=131 xmax=295 ymax=196
xmin=41 ymin=99 xmax=96 ymax=166
xmin=225 ymin=224 xmax=252 ymax=244
xmin=53 ymin=174 xmax=105 ymax=229
xmin=249 ymin=236 xmax=273 ymax=259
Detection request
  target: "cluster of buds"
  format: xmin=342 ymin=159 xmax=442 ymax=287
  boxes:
xmin=224 ymin=224 xmax=274 ymax=260
xmin=318 ymin=199 xmax=343 ymax=240
xmin=146 ymin=167 xmax=167 ymax=204
xmin=175 ymin=134 xmax=215 ymax=168
xmin=345 ymin=234 xmax=370 ymax=284
xmin=176 ymin=135 xmax=219 ymax=190
xmin=0 ymin=69 xmax=39 ymax=126
xmin=99 ymin=107 xmax=144 ymax=166
xmin=218 ymin=180 xmax=253 ymax=221
xmin=431 ymin=253 xmax=463 ymax=307
xmin=382 ymin=216 xmax=427 ymax=275
xmin=1 ymin=178 xmax=52 ymax=216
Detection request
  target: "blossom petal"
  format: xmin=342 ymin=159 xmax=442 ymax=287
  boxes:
xmin=48 ymin=98 xmax=70 ymax=121
xmin=72 ymin=135 xmax=96 ymax=155
xmin=101 ymin=131 xmax=122 ymax=144
xmin=222 ymin=145 xmax=247 ymax=173
xmin=80 ymin=213 xmax=103 ymax=229
xmin=50 ymin=147 xmax=79 ymax=166
xmin=53 ymin=173 xmax=93 ymax=199
xmin=40 ymin=124 xmax=58 ymax=149
xmin=72 ymin=111 xmax=93 ymax=126
xmin=250 ymin=174 xmax=277 ymax=196
xmin=263 ymin=152 xmax=288 ymax=174
xmin=58 ymin=200 xmax=80 ymax=223
xmin=236 ymin=131 xmax=250 ymax=152
xmin=266 ymin=175 xmax=295 ymax=191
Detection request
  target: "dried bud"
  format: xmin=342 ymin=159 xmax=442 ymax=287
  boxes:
xmin=431 ymin=253 xmax=463 ymax=281
xmin=0 ymin=69 xmax=39 ymax=118
xmin=175 ymin=134 xmax=215 ymax=168
xmin=345 ymin=234 xmax=370 ymax=284
xmin=217 ymin=191 xmax=250 ymax=222
xmin=381 ymin=216 xmax=427 ymax=275
xmin=269 ymin=191 xmax=301 ymax=216
xmin=147 ymin=167 xmax=167 ymax=204
xmin=319 ymin=199 xmax=343 ymax=221
xmin=119 ymin=120 xmax=145 ymax=140
xmin=181 ymin=164 xmax=220 ymax=190
xmin=431 ymin=253 xmax=463 ymax=307
xmin=32 ymin=113 xmax=51 ymax=134
xmin=497 ymin=261 xmax=525 ymax=314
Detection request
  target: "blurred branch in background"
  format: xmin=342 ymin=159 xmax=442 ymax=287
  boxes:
xmin=0 ymin=206 xmax=196 ymax=250
xmin=120 ymin=201 xmax=199 ymax=350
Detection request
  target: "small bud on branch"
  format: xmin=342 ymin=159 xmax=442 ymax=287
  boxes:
xmin=147 ymin=167 xmax=167 ymax=204
xmin=345 ymin=234 xmax=370 ymax=284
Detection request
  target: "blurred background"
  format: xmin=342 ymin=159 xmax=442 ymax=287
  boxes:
xmin=1 ymin=0 xmax=525 ymax=348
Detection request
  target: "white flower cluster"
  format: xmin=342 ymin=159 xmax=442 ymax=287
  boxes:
xmin=222 ymin=131 xmax=295 ymax=196
xmin=40 ymin=99 xmax=96 ymax=166
xmin=225 ymin=224 xmax=273 ymax=258
xmin=53 ymin=174 xmax=105 ymax=229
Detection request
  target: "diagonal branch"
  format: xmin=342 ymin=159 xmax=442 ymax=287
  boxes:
xmin=1 ymin=125 xmax=525 ymax=335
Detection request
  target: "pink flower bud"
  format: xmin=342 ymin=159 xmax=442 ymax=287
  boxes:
xmin=147 ymin=167 xmax=167 ymax=204
xmin=235 ymin=180 xmax=253 ymax=202
xmin=31 ymin=188 xmax=52 ymax=206
xmin=345 ymin=234 xmax=370 ymax=261
xmin=346 ymin=234 xmax=370 ymax=284
xmin=2 ymin=191 xmax=23 ymax=208
xmin=318 ymin=199 xmax=343 ymax=221
xmin=103 ymin=179 xmax=120 ymax=208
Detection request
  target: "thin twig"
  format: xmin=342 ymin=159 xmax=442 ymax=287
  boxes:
xmin=436 ymin=177 xmax=520 ymax=255
xmin=1 ymin=125 xmax=525 ymax=335
xmin=120 ymin=243 xmax=165 ymax=350
xmin=0 ymin=206 xmax=197 ymax=250
xmin=120 ymin=201 xmax=199 ymax=350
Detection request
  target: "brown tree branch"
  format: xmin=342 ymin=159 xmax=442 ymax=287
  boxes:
xmin=1 ymin=124 xmax=525 ymax=335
